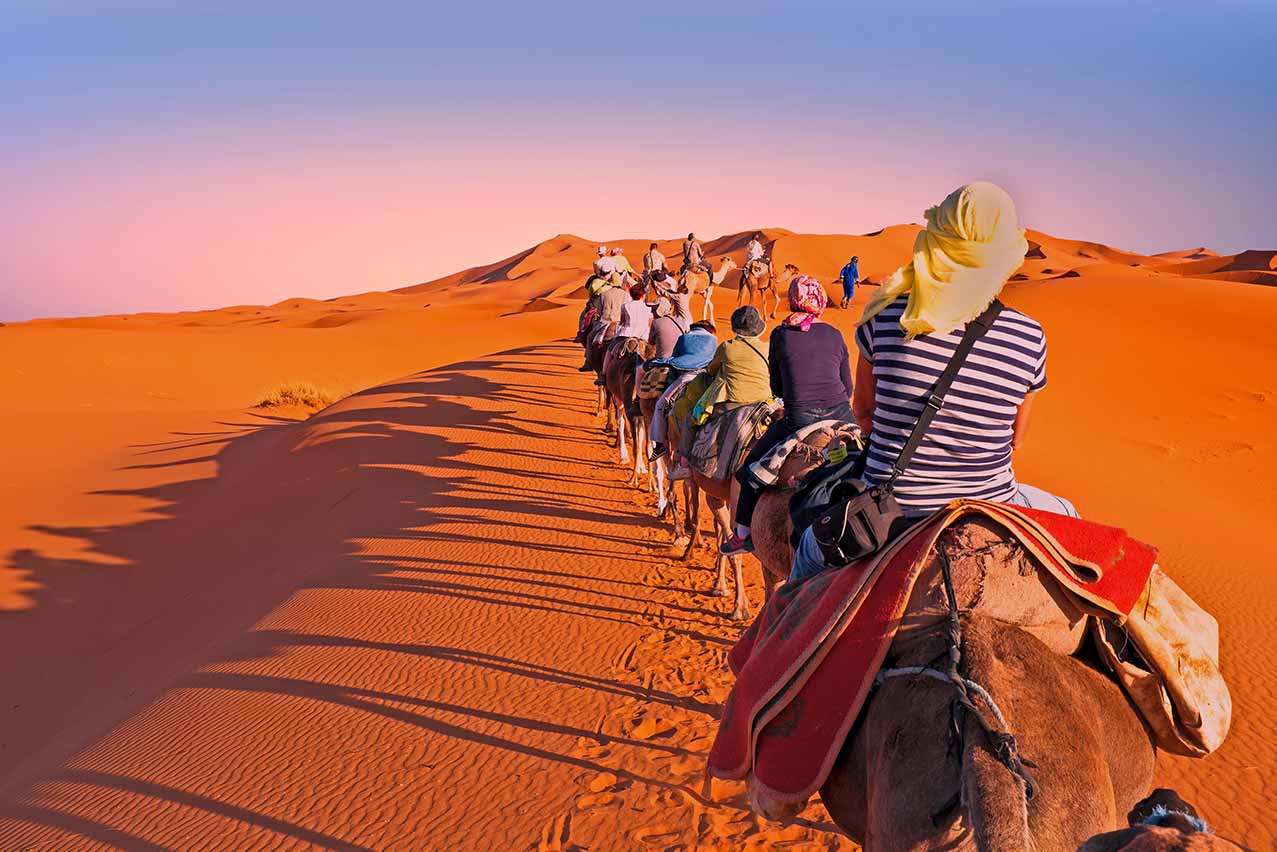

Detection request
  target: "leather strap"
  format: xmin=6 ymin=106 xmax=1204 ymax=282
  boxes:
xmin=882 ymin=300 xmax=1004 ymax=491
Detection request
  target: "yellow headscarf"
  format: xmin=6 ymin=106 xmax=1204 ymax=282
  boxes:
xmin=860 ymin=182 xmax=1028 ymax=338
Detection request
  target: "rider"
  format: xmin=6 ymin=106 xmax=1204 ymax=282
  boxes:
xmin=579 ymin=273 xmax=630 ymax=373
xmin=741 ymin=232 xmax=767 ymax=289
xmin=788 ymin=182 xmax=1076 ymax=582
xmin=657 ymin=269 xmax=694 ymax=325
xmin=602 ymin=282 xmax=652 ymax=378
xmin=648 ymin=296 xmax=689 ymax=360
xmin=839 ymin=255 xmax=859 ymax=309
xmin=646 ymin=321 xmax=718 ymax=461
xmin=705 ymin=306 xmax=772 ymax=408
xmin=643 ymin=242 xmax=667 ymax=279
xmin=593 ymin=245 xmax=616 ymax=279
xmin=682 ymin=232 xmax=712 ymax=277
xmin=611 ymin=246 xmax=637 ymax=283
xmin=722 ymin=275 xmax=853 ymax=556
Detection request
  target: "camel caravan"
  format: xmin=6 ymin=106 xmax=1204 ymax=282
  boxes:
xmin=573 ymin=184 xmax=1242 ymax=850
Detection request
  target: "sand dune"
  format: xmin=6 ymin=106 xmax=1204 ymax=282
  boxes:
xmin=1 ymin=224 xmax=1275 ymax=848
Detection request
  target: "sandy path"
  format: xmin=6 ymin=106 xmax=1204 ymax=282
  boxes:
xmin=0 ymin=341 xmax=847 ymax=849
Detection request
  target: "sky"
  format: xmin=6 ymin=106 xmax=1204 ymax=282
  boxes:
xmin=2 ymin=0 xmax=1274 ymax=321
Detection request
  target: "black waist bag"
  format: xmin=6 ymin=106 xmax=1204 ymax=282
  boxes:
xmin=788 ymin=449 xmax=863 ymax=547
xmin=806 ymin=300 xmax=1004 ymax=567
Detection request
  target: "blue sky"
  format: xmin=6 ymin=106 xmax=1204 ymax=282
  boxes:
xmin=2 ymin=0 xmax=1274 ymax=319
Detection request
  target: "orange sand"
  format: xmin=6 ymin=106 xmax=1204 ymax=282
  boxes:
xmin=0 ymin=230 xmax=1273 ymax=848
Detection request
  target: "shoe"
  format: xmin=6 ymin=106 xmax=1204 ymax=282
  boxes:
xmin=649 ymin=442 xmax=666 ymax=461
xmin=720 ymin=533 xmax=754 ymax=556
xmin=578 ymin=363 xmax=593 ymax=372
xmin=594 ymin=376 xmax=605 ymax=386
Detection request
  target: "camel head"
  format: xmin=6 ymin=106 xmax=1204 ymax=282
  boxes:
xmin=713 ymin=257 xmax=738 ymax=285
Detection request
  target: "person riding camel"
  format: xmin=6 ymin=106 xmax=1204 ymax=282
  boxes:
xmin=681 ymin=232 xmax=712 ymax=278
xmin=722 ymin=275 xmax=852 ymax=556
xmin=593 ymin=245 xmax=616 ymax=280
xmin=646 ymin=321 xmax=718 ymax=463
xmin=601 ymin=282 xmax=651 ymax=380
xmin=648 ymin=296 xmax=690 ymax=361
xmin=787 ymin=181 xmax=1077 ymax=581
xmin=839 ymin=255 xmax=859 ymax=309
xmin=611 ymin=246 xmax=636 ymax=284
xmin=651 ymin=268 xmax=693 ymax=325
xmin=642 ymin=242 xmax=667 ymax=280
xmin=741 ymin=232 xmax=768 ymax=289
xmin=704 ymin=306 xmax=772 ymax=410
xmin=578 ymin=271 xmax=630 ymax=372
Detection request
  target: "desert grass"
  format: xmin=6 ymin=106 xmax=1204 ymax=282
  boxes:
xmin=254 ymin=382 xmax=341 ymax=411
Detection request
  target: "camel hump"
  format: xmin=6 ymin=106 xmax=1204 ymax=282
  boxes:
xmin=898 ymin=518 xmax=1089 ymax=658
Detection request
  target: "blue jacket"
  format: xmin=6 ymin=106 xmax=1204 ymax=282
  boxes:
xmin=645 ymin=328 xmax=717 ymax=372
xmin=840 ymin=260 xmax=859 ymax=286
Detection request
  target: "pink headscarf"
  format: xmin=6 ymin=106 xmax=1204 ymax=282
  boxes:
xmin=610 ymin=247 xmax=625 ymax=256
xmin=782 ymin=275 xmax=828 ymax=331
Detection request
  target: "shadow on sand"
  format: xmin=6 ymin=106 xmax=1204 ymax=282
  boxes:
xmin=0 ymin=341 xmax=747 ymax=846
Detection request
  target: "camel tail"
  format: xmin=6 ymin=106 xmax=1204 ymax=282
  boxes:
xmin=960 ymin=719 xmax=1033 ymax=852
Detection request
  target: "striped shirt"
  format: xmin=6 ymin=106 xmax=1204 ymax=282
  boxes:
xmin=855 ymin=297 xmax=1047 ymax=516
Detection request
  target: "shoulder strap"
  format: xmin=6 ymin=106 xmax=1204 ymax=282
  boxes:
xmin=740 ymin=338 xmax=769 ymax=368
xmin=881 ymin=300 xmax=1004 ymax=491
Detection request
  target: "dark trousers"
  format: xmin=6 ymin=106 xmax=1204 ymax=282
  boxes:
xmin=734 ymin=402 xmax=854 ymax=527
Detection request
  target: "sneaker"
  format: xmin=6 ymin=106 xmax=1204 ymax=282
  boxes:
xmin=649 ymin=442 xmax=666 ymax=462
xmin=720 ymin=533 xmax=754 ymax=556
xmin=578 ymin=363 xmax=593 ymax=372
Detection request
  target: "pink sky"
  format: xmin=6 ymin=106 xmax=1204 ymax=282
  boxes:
xmin=4 ymin=3 xmax=1273 ymax=320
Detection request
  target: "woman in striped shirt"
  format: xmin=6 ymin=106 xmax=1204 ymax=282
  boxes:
xmin=791 ymin=182 xmax=1075 ymax=581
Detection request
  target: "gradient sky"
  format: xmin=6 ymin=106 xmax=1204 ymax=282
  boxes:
xmin=3 ymin=0 xmax=1274 ymax=320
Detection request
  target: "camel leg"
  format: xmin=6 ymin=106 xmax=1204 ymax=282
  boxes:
xmin=679 ymin=481 xmax=701 ymax=560
xmin=709 ymin=497 xmax=732 ymax=597
xmin=653 ymin=455 xmax=669 ymax=517
xmin=729 ymin=555 xmax=750 ymax=622
xmin=635 ymin=414 xmax=649 ymax=476
xmin=703 ymin=288 xmax=714 ymax=323
xmin=615 ymin=401 xmax=630 ymax=465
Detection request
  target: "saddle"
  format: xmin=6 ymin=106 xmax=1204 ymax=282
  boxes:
xmin=608 ymin=336 xmax=649 ymax=358
xmin=689 ymin=400 xmax=781 ymax=482
xmin=638 ymin=365 xmax=671 ymax=400
xmin=586 ymin=322 xmax=618 ymax=371
xmin=744 ymin=259 xmax=770 ymax=278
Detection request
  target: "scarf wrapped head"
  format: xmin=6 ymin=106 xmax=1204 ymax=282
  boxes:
xmin=860 ymin=181 xmax=1028 ymax=338
xmin=782 ymin=275 xmax=827 ymax=331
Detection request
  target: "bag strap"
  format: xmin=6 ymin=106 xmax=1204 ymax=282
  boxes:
xmin=881 ymin=300 xmax=1004 ymax=491
xmin=740 ymin=338 xmax=769 ymax=369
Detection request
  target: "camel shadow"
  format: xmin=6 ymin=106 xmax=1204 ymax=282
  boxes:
xmin=0 ymin=340 xmax=753 ymax=846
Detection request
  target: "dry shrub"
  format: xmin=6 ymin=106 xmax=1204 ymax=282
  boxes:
xmin=255 ymin=382 xmax=339 ymax=410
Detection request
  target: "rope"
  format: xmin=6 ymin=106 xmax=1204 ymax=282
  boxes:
xmin=934 ymin=545 xmax=1039 ymax=800
xmin=873 ymin=666 xmax=1009 ymax=729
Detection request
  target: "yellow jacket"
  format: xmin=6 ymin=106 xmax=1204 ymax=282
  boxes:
xmin=707 ymin=337 xmax=772 ymax=405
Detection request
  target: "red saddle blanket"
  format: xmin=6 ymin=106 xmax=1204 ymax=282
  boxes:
xmin=706 ymin=499 xmax=1157 ymax=804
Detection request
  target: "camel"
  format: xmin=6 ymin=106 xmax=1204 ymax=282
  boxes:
xmin=818 ymin=609 xmax=1157 ymax=851
xmin=740 ymin=506 xmax=1166 ymax=850
xmin=638 ymin=393 xmax=692 ymax=532
xmin=601 ymin=340 xmax=654 ymax=485
xmin=738 ymin=259 xmax=791 ymax=320
xmin=680 ymin=257 xmax=738 ymax=323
